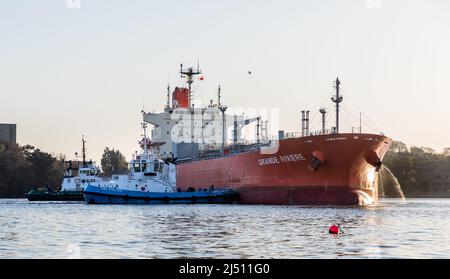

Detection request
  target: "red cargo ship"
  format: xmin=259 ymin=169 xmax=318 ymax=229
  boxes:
xmin=144 ymin=65 xmax=391 ymax=205
xmin=177 ymin=133 xmax=390 ymax=205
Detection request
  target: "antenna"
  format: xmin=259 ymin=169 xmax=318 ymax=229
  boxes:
xmin=180 ymin=62 xmax=202 ymax=108
xmin=167 ymin=84 xmax=171 ymax=108
xmin=331 ymin=78 xmax=343 ymax=133
xmin=256 ymin=117 xmax=261 ymax=144
xmin=141 ymin=109 xmax=148 ymax=161
xmin=81 ymin=135 xmax=86 ymax=166
xmin=218 ymin=85 xmax=221 ymax=107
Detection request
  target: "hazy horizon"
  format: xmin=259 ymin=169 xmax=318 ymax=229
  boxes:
xmin=1 ymin=0 xmax=449 ymax=162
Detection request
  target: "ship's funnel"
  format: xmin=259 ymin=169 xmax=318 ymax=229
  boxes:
xmin=172 ymin=87 xmax=189 ymax=108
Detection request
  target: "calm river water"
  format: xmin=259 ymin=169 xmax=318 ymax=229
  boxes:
xmin=0 ymin=198 xmax=449 ymax=258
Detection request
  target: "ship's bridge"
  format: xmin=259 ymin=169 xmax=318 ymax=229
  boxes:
xmin=144 ymin=106 xmax=236 ymax=159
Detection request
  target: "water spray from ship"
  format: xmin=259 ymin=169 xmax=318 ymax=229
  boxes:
xmin=379 ymin=165 xmax=406 ymax=200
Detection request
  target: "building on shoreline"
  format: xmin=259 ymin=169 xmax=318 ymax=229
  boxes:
xmin=0 ymin=124 xmax=16 ymax=143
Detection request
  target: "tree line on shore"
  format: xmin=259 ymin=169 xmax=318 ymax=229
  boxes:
xmin=0 ymin=142 xmax=128 ymax=198
xmin=1 ymin=140 xmax=449 ymax=198
xmin=382 ymin=141 xmax=450 ymax=197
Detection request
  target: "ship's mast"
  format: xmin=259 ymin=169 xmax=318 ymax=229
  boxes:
xmin=140 ymin=115 xmax=148 ymax=173
xmin=142 ymin=110 xmax=148 ymax=159
xmin=256 ymin=117 xmax=261 ymax=144
xmin=331 ymin=78 xmax=343 ymax=133
xmin=217 ymin=85 xmax=222 ymax=107
xmin=180 ymin=63 xmax=202 ymax=108
xmin=218 ymin=85 xmax=227 ymax=155
xmin=166 ymin=84 xmax=171 ymax=108
xmin=143 ymin=123 xmax=147 ymax=156
xmin=319 ymin=108 xmax=327 ymax=134
xmin=81 ymin=135 xmax=86 ymax=166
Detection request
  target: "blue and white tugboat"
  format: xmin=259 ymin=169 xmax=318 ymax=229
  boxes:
xmin=83 ymin=120 xmax=238 ymax=204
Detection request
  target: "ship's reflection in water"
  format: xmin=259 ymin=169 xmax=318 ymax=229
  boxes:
xmin=0 ymin=199 xmax=449 ymax=258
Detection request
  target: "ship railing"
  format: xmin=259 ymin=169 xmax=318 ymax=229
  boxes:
xmin=308 ymin=129 xmax=336 ymax=136
xmin=284 ymin=132 xmax=302 ymax=139
xmin=284 ymin=129 xmax=339 ymax=139
xmin=189 ymin=141 xmax=272 ymax=162
xmin=285 ymin=129 xmax=386 ymax=138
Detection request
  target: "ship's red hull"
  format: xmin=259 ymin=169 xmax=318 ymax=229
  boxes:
xmin=176 ymin=133 xmax=391 ymax=205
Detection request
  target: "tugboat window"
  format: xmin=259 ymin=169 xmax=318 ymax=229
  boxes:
xmin=133 ymin=163 xmax=141 ymax=172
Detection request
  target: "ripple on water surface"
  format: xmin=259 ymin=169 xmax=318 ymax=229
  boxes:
xmin=0 ymin=199 xmax=449 ymax=258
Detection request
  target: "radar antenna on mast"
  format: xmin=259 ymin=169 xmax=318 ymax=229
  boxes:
xmin=180 ymin=63 xmax=202 ymax=108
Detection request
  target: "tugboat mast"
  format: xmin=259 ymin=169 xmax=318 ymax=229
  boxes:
xmin=140 ymin=116 xmax=148 ymax=173
xmin=180 ymin=63 xmax=202 ymax=108
xmin=141 ymin=110 xmax=148 ymax=159
xmin=81 ymin=135 xmax=86 ymax=166
xmin=331 ymin=78 xmax=343 ymax=133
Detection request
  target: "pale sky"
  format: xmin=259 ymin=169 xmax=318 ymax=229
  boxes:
xmin=1 ymin=0 xmax=449 ymax=162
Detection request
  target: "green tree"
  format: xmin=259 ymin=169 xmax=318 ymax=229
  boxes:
xmin=0 ymin=142 xmax=63 ymax=197
xmin=0 ymin=142 xmax=31 ymax=197
xmin=390 ymin=141 xmax=408 ymax=153
xmin=384 ymin=144 xmax=450 ymax=197
xmin=100 ymin=147 xmax=129 ymax=177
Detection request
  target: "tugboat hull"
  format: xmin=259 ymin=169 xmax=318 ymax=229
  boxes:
xmin=25 ymin=190 xmax=85 ymax=201
xmin=83 ymin=185 xmax=239 ymax=204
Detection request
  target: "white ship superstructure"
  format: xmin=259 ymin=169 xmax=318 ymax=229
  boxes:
xmin=144 ymin=64 xmax=264 ymax=160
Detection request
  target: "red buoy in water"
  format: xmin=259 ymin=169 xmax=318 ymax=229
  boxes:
xmin=329 ymin=225 xmax=340 ymax=234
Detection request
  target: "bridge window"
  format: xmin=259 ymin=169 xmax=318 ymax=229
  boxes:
xmin=133 ymin=163 xmax=141 ymax=172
